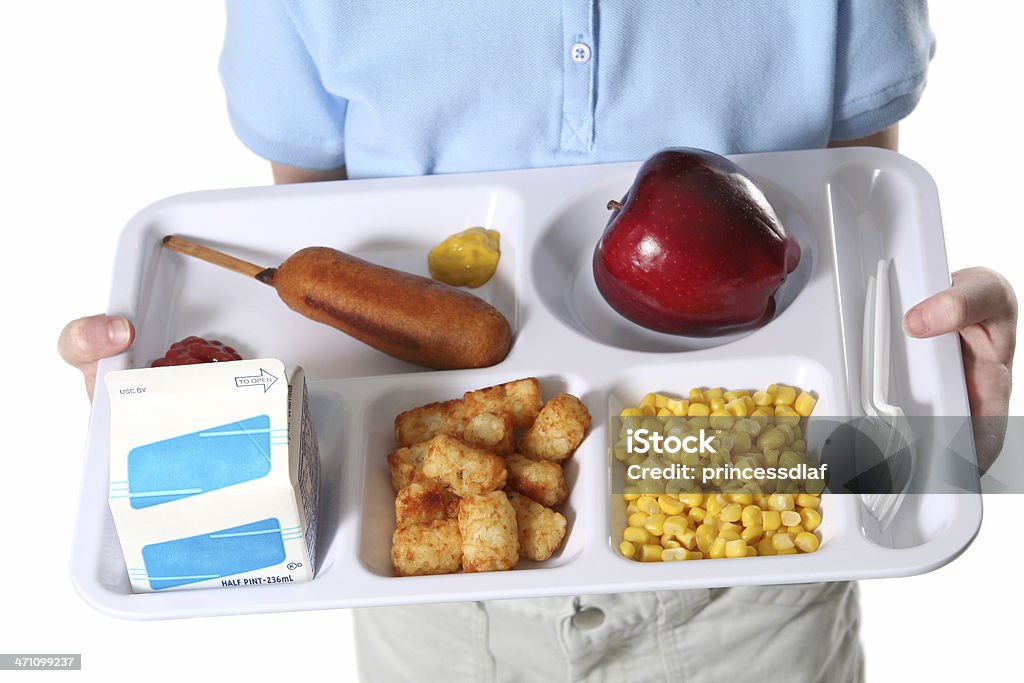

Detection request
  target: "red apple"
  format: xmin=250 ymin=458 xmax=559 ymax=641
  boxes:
xmin=593 ymin=148 xmax=800 ymax=336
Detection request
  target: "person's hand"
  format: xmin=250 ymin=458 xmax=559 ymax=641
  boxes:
xmin=58 ymin=314 xmax=135 ymax=400
xmin=902 ymin=267 xmax=1017 ymax=473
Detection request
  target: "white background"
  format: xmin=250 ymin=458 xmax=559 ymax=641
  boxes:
xmin=1 ymin=2 xmax=1021 ymax=680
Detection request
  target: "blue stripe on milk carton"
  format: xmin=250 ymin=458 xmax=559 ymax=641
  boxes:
xmin=140 ymin=518 xmax=287 ymax=590
xmin=122 ymin=415 xmax=277 ymax=509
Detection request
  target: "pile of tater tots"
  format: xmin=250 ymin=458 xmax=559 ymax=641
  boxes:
xmin=388 ymin=378 xmax=591 ymax=576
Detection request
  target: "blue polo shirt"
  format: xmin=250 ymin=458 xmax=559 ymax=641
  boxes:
xmin=220 ymin=1 xmax=934 ymax=178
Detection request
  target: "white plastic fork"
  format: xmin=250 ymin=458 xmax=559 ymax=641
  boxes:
xmin=859 ymin=259 xmax=915 ymax=528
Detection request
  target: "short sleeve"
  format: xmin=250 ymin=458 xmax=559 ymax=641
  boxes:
xmin=831 ymin=0 xmax=935 ymax=140
xmin=219 ymin=0 xmax=347 ymax=169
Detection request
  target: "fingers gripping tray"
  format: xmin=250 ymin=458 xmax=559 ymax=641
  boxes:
xmin=73 ymin=148 xmax=981 ymax=619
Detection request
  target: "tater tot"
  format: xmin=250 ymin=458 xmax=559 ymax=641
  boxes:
xmin=463 ymin=378 xmax=543 ymax=429
xmin=391 ymin=519 xmax=463 ymax=576
xmin=386 ymin=441 xmax=431 ymax=492
xmin=395 ymin=481 xmax=452 ymax=529
xmin=394 ymin=399 xmax=465 ymax=447
xmin=506 ymin=454 xmax=569 ymax=507
xmin=519 ymin=393 xmax=591 ymax=462
xmin=460 ymin=411 xmax=515 ymax=455
xmin=458 ymin=492 xmax=519 ymax=572
xmin=507 ymin=491 xmax=567 ymax=561
xmin=422 ymin=434 xmax=507 ymax=497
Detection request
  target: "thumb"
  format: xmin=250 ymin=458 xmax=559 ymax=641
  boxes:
xmin=58 ymin=315 xmax=135 ymax=399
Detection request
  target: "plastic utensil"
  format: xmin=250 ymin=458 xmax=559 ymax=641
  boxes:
xmin=859 ymin=259 xmax=915 ymax=528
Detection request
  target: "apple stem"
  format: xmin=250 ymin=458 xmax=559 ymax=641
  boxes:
xmin=607 ymin=200 xmax=624 ymax=211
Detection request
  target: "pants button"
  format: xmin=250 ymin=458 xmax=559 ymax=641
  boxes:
xmin=571 ymin=607 xmax=605 ymax=630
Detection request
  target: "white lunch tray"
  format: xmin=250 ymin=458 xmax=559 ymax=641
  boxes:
xmin=72 ymin=148 xmax=982 ymax=619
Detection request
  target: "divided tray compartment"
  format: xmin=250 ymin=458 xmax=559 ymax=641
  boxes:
xmin=72 ymin=148 xmax=982 ymax=619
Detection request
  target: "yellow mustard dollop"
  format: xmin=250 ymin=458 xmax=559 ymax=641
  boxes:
xmin=428 ymin=227 xmax=501 ymax=288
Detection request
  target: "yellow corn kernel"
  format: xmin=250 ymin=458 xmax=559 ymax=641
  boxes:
xmin=774 ymin=406 xmax=800 ymax=426
xmin=688 ymin=506 xmax=707 ymax=524
xmin=772 ymin=533 xmax=795 ymax=551
xmin=626 ymin=502 xmax=639 ymax=515
xmin=613 ymin=439 xmax=631 ymax=461
xmin=709 ymin=413 xmax=735 ymax=430
xmin=703 ymin=388 xmax=724 ymax=402
xmin=679 ymin=492 xmax=704 ymax=508
xmin=641 ymin=404 xmax=657 ymax=416
xmin=725 ymin=398 xmax=749 ymax=417
xmin=781 ymin=510 xmax=802 ymax=527
xmin=663 ymin=539 xmax=682 ymax=549
xmin=762 ymin=510 xmax=782 ymax=531
xmin=730 ymin=493 xmax=753 ymax=506
xmin=709 ymin=537 xmax=728 ymax=559
xmin=741 ymin=505 xmax=763 ymax=528
xmin=796 ymin=494 xmax=820 ymax=509
xmin=768 ymin=493 xmax=795 ymax=511
xmin=779 ymin=450 xmax=803 ymax=471
xmin=775 ymin=423 xmax=794 ymax=444
xmin=721 ymin=503 xmax=742 ymax=523
xmin=623 ymin=527 xmax=652 ymax=545
xmin=787 ymin=525 xmax=804 ymax=536
xmin=637 ymin=495 xmax=660 ymax=515
xmin=644 ymin=513 xmax=667 ymax=536
xmin=752 ymin=391 xmax=774 ymax=407
xmin=757 ymin=428 xmax=786 ymax=451
xmin=773 ymin=385 xmax=797 ymax=406
xmin=628 ymin=512 xmax=648 ymax=528
xmin=757 ymin=537 xmax=777 ymax=556
xmin=800 ymin=508 xmax=822 ymax=532
xmin=741 ymin=525 xmax=763 ymax=544
xmin=662 ymin=547 xmax=688 ymax=562
xmin=640 ymin=393 xmax=658 ymax=410
xmin=717 ymin=529 xmax=740 ymax=543
xmin=719 ymin=521 xmax=741 ymax=534
xmin=655 ymin=495 xmax=685 ymax=515
xmin=689 ymin=388 xmax=705 ymax=404
xmin=666 ymin=398 xmax=688 ymax=416
xmin=794 ymin=532 xmax=820 ymax=552
xmin=696 ymin=524 xmax=718 ymax=553
xmin=640 ymin=544 xmax=663 ymax=562
xmin=662 ymin=515 xmax=689 ymax=538
xmin=620 ymin=408 xmax=644 ymax=417
xmin=687 ymin=416 xmax=710 ymax=430
xmin=709 ymin=400 xmax=727 ymax=413
xmin=654 ymin=393 xmax=670 ymax=409
xmin=730 ymin=430 xmax=752 ymax=455
xmin=685 ymin=550 xmax=704 ymax=560
xmin=794 ymin=391 xmax=817 ymax=417
xmin=723 ymin=390 xmax=748 ymax=401
xmin=750 ymin=407 xmax=774 ymax=420
xmin=746 ymin=545 xmax=758 ymax=557
xmin=763 ymin=447 xmax=780 ymax=469
xmin=619 ymin=540 xmax=636 ymax=559
xmin=789 ymin=439 xmax=807 ymax=453
xmin=776 ymin=548 xmax=798 ymax=555
xmin=687 ymin=402 xmax=710 ymax=417
xmin=706 ymin=494 xmax=726 ymax=518
xmin=623 ymin=491 xmax=642 ymax=501
xmin=725 ymin=539 xmax=748 ymax=558
xmin=678 ymin=528 xmax=697 ymax=550
xmin=656 ymin=408 xmax=674 ymax=417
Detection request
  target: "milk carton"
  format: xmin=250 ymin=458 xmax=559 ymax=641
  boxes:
xmin=104 ymin=359 xmax=319 ymax=592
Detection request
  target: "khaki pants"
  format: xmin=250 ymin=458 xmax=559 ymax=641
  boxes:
xmin=353 ymin=582 xmax=863 ymax=682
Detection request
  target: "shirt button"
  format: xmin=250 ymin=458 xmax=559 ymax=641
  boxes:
xmin=571 ymin=606 xmax=605 ymax=630
xmin=570 ymin=42 xmax=592 ymax=64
